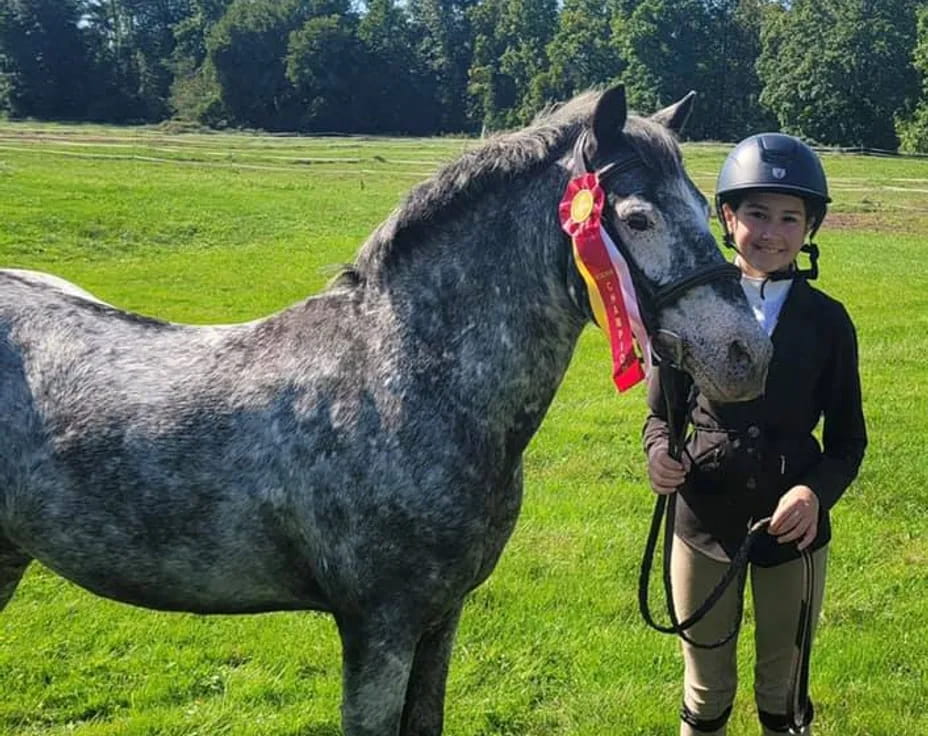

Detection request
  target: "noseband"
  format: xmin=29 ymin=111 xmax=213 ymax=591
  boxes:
xmin=572 ymin=131 xmax=740 ymax=365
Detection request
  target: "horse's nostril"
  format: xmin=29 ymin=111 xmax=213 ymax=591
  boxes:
xmin=728 ymin=339 xmax=752 ymax=369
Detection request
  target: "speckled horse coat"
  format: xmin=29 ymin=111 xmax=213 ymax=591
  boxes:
xmin=0 ymin=87 xmax=771 ymax=735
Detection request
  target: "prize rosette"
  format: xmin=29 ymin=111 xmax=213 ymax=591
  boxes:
xmin=559 ymin=173 xmax=646 ymax=391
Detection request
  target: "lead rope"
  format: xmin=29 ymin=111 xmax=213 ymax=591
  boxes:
xmin=637 ymin=361 xmax=815 ymax=731
xmin=637 ymin=360 xmax=760 ymax=649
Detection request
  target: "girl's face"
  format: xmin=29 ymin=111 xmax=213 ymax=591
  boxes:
xmin=722 ymin=191 xmax=810 ymax=278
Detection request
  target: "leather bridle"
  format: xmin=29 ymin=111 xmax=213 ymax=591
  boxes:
xmin=571 ymin=130 xmax=741 ymax=364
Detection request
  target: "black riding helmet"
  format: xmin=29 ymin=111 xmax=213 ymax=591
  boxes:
xmin=715 ymin=133 xmax=831 ymax=279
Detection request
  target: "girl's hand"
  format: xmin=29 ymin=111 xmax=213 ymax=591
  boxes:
xmin=768 ymin=485 xmax=820 ymax=550
xmin=647 ymin=441 xmax=688 ymax=495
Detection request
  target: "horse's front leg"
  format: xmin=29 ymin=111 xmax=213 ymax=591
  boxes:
xmin=400 ymin=604 xmax=463 ymax=736
xmin=0 ymin=537 xmax=31 ymax=612
xmin=337 ymin=613 xmax=418 ymax=736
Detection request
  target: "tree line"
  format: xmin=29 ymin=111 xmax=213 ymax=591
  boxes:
xmin=2 ymin=0 xmax=928 ymax=150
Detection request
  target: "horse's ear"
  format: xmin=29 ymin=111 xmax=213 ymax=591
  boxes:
xmin=651 ymin=90 xmax=696 ymax=134
xmin=591 ymin=85 xmax=628 ymax=150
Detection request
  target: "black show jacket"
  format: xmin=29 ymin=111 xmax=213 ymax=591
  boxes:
xmin=643 ymin=278 xmax=867 ymax=566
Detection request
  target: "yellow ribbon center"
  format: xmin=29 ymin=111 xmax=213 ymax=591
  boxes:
xmin=570 ymin=189 xmax=595 ymax=223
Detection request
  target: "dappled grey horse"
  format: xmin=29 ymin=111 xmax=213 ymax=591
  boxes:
xmin=0 ymin=86 xmax=771 ymax=735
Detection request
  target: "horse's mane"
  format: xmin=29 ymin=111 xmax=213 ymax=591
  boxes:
xmin=334 ymin=89 xmax=684 ymax=288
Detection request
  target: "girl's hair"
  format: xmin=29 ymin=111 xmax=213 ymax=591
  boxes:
xmin=718 ymin=189 xmax=826 ymax=231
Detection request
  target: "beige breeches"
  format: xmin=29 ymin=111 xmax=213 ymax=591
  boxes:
xmin=671 ymin=535 xmax=828 ymax=736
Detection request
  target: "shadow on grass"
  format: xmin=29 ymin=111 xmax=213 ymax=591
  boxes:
xmin=296 ymin=723 xmax=341 ymax=736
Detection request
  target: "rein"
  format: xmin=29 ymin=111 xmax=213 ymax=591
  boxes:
xmin=638 ymin=359 xmax=816 ymax=734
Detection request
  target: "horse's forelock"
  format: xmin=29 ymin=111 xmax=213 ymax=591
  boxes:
xmin=622 ymin=115 xmax=685 ymax=178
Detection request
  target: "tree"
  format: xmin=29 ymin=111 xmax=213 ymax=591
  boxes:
xmin=408 ymin=0 xmax=478 ymax=132
xmin=77 ymin=0 xmax=194 ymax=121
xmin=614 ymin=0 xmax=716 ymax=137
xmin=610 ymin=0 xmax=777 ymax=140
xmin=355 ymin=0 xmax=440 ymax=133
xmin=286 ymin=10 xmax=366 ymax=132
xmin=700 ymin=0 xmax=778 ymax=141
xmin=0 ymin=0 xmax=92 ymax=119
xmin=125 ymin=0 xmax=194 ymax=119
xmin=758 ymin=0 xmax=920 ymax=149
xmin=168 ymin=0 xmax=234 ymax=124
xmin=467 ymin=0 xmax=557 ymax=130
xmin=896 ymin=5 xmax=928 ymax=151
xmin=467 ymin=0 xmax=511 ymax=129
xmin=206 ymin=0 xmax=310 ymax=130
xmin=525 ymin=0 xmax=623 ymax=115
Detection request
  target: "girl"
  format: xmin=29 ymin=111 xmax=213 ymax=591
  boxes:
xmin=643 ymin=133 xmax=867 ymax=735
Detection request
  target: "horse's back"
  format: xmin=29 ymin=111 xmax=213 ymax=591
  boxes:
xmin=0 ymin=269 xmax=109 ymax=305
xmin=0 ymin=268 xmax=216 ymax=425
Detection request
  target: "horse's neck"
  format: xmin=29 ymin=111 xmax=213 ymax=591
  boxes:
xmin=368 ymin=185 xmax=585 ymax=449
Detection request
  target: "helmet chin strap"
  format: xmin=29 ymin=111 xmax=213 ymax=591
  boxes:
xmin=796 ymin=241 xmax=819 ymax=280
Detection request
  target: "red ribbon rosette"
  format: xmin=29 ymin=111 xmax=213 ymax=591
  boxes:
xmin=559 ymin=173 xmax=645 ymax=391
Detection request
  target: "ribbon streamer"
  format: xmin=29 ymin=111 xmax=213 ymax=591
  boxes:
xmin=559 ymin=173 xmax=648 ymax=391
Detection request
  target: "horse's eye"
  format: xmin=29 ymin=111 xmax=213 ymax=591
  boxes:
xmin=625 ymin=213 xmax=651 ymax=231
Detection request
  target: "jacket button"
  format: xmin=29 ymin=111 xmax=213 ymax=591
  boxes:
xmin=747 ymin=425 xmax=761 ymax=438
xmin=746 ymin=477 xmax=757 ymax=490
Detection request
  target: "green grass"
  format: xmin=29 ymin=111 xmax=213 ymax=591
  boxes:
xmin=0 ymin=122 xmax=926 ymax=735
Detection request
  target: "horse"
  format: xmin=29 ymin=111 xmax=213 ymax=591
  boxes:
xmin=0 ymin=86 xmax=772 ymax=735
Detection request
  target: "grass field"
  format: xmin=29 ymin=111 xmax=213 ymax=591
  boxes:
xmin=0 ymin=121 xmax=926 ymax=736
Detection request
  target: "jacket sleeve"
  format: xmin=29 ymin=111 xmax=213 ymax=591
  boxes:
xmin=641 ymin=368 xmax=671 ymax=454
xmin=799 ymin=305 xmax=868 ymax=509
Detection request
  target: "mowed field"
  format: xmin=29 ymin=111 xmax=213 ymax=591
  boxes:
xmin=0 ymin=121 xmax=926 ymax=736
